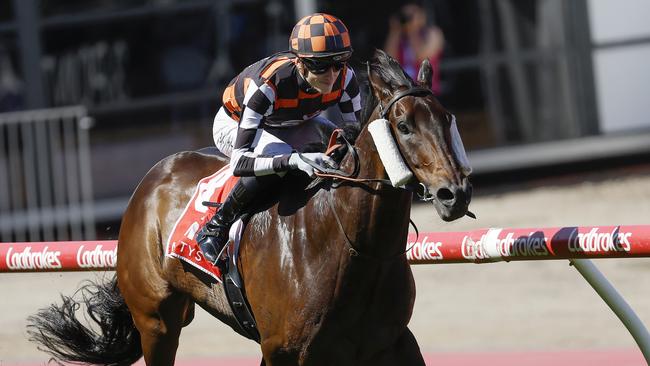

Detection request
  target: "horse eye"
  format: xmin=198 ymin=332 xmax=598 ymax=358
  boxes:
xmin=397 ymin=121 xmax=410 ymax=134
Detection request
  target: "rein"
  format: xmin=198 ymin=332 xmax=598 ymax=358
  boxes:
xmin=299 ymin=65 xmax=441 ymax=261
xmin=303 ymin=62 xmax=438 ymax=200
xmin=325 ymin=194 xmax=422 ymax=261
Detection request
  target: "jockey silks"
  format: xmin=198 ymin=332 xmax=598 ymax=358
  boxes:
xmin=221 ymin=52 xmax=359 ymax=125
xmin=219 ymin=52 xmax=361 ymax=177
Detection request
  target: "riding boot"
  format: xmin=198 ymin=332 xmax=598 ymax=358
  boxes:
xmin=196 ymin=177 xmax=261 ymax=264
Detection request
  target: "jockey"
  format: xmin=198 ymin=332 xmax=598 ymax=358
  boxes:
xmin=197 ymin=13 xmax=362 ymax=264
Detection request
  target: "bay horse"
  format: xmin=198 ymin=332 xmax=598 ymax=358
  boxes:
xmin=28 ymin=50 xmax=471 ymax=365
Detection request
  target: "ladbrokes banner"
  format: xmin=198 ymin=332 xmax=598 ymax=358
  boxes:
xmin=0 ymin=241 xmax=117 ymax=272
xmin=406 ymin=225 xmax=650 ymax=263
xmin=2 ymin=225 xmax=650 ymax=272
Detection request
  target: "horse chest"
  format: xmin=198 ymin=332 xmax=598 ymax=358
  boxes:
xmin=280 ymin=262 xmax=416 ymax=362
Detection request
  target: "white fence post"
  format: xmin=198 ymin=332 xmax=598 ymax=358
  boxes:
xmin=571 ymin=259 xmax=650 ymax=363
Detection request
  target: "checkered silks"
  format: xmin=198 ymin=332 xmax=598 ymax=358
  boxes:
xmin=290 ymin=13 xmax=351 ymax=56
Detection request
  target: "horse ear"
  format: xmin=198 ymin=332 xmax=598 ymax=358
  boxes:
xmin=417 ymin=59 xmax=433 ymax=88
xmin=367 ymin=68 xmax=393 ymax=103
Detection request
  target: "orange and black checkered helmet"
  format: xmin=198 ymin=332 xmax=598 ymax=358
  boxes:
xmin=289 ymin=13 xmax=352 ymax=60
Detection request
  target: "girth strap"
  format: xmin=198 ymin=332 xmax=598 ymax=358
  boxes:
xmin=222 ymin=223 xmax=261 ymax=343
xmin=223 ymin=268 xmax=261 ymax=342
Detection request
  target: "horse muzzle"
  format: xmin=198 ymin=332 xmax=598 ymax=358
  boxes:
xmin=426 ymin=178 xmax=472 ymax=222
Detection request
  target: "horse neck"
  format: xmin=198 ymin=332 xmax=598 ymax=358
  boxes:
xmin=330 ymin=125 xmax=414 ymax=255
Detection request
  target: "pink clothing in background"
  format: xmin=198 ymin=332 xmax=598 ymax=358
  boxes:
xmin=397 ymin=36 xmax=441 ymax=95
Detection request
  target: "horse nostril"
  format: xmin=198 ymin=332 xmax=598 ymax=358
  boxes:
xmin=436 ymin=187 xmax=455 ymax=203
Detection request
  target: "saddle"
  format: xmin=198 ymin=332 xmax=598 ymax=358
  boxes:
xmin=214 ymin=129 xmax=355 ymax=343
xmin=163 ymin=163 xmax=259 ymax=341
xmin=185 ymin=129 xmax=355 ymax=342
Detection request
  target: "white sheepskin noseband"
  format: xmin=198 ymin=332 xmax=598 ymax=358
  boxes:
xmin=368 ymin=118 xmax=413 ymax=187
xmin=368 ymin=116 xmax=472 ymax=187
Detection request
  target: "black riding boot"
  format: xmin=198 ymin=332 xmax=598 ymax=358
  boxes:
xmin=196 ymin=176 xmax=264 ymax=264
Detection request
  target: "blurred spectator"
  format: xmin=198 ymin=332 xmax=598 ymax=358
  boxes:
xmin=0 ymin=43 xmax=24 ymax=112
xmin=384 ymin=2 xmax=444 ymax=94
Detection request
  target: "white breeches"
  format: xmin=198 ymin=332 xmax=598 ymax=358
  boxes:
xmin=212 ymin=107 xmax=339 ymax=158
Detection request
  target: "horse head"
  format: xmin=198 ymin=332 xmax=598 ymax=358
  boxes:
xmin=364 ymin=49 xmax=472 ymax=221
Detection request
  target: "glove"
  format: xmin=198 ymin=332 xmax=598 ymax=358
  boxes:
xmin=288 ymin=153 xmax=336 ymax=178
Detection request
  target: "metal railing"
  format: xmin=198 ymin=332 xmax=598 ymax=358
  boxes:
xmin=0 ymin=106 xmax=95 ymax=242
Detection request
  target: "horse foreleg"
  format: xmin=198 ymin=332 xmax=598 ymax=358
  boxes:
xmin=365 ymin=328 xmax=425 ymax=366
xmin=260 ymin=336 xmax=301 ymax=366
xmin=392 ymin=328 xmax=426 ymax=365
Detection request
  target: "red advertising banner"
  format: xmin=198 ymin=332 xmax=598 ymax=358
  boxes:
xmin=0 ymin=240 xmax=117 ymax=272
xmin=406 ymin=225 xmax=650 ymax=264
xmin=2 ymin=225 xmax=650 ymax=272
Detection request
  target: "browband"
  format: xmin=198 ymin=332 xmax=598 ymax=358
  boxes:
xmin=380 ymin=87 xmax=433 ymax=119
xmin=366 ymin=61 xmax=434 ymax=119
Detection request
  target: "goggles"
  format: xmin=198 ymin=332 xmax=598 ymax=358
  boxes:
xmin=300 ymin=57 xmax=347 ymax=75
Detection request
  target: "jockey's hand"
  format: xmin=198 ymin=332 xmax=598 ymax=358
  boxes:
xmin=289 ymin=153 xmax=336 ymax=178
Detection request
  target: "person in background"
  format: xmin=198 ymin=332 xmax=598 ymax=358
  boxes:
xmin=384 ymin=2 xmax=444 ymax=94
xmin=197 ymin=13 xmax=361 ymax=265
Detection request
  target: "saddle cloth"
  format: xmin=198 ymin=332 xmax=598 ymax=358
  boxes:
xmin=164 ymin=165 xmax=240 ymax=282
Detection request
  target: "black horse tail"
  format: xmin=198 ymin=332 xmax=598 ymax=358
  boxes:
xmin=27 ymin=275 xmax=143 ymax=365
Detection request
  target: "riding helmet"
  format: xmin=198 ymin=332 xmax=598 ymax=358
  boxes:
xmin=289 ymin=13 xmax=352 ymax=60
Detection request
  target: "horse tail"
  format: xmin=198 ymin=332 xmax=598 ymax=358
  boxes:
xmin=27 ymin=275 xmax=142 ymax=365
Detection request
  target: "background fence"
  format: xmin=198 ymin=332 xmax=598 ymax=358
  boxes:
xmin=0 ymin=106 xmax=95 ymax=242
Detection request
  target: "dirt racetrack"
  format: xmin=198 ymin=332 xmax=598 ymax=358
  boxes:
xmin=1 ymin=168 xmax=649 ymax=364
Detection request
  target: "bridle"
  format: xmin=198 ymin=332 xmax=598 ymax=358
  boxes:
xmin=377 ymin=86 xmax=433 ymax=120
xmin=300 ymin=62 xmax=436 ymax=200
xmin=296 ymin=63 xmax=442 ymax=261
xmin=370 ymin=59 xmax=435 ymax=120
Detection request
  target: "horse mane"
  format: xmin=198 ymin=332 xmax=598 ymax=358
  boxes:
xmin=300 ymin=50 xmax=412 ymax=147
xmin=274 ymin=50 xmax=414 ymax=154
xmin=359 ymin=49 xmax=416 ymax=125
